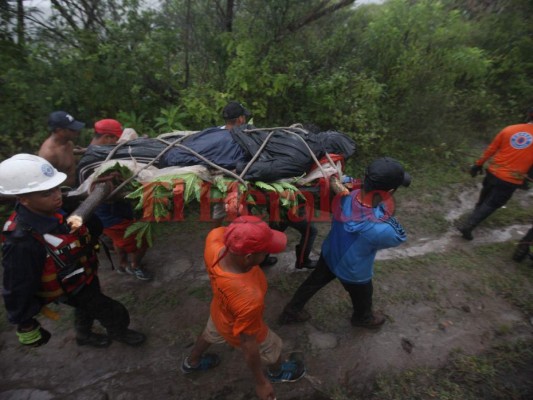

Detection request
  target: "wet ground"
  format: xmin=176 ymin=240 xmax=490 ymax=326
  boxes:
xmin=0 ymin=185 xmax=531 ymax=400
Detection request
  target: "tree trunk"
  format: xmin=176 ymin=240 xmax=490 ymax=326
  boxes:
xmin=66 ymin=182 xmax=113 ymax=230
xmin=16 ymin=0 xmax=24 ymax=45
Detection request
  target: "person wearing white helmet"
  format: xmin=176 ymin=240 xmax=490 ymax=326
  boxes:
xmin=0 ymin=154 xmax=146 ymax=348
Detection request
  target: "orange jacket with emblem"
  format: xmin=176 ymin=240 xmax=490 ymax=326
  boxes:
xmin=476 ymin=123 xmax=533 ymax=184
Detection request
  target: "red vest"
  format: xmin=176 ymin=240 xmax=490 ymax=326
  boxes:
xmin=3 ymin=212 xmax=97 ymax=303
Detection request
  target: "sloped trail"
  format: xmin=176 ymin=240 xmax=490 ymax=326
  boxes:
xmin=0 ymin=187 xmax=531 ymax=400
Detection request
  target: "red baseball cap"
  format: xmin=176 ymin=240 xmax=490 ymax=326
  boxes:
xmin=94 ymin=119 xmax=123 ymax=138
xmin=224 ymin=216 xmax=287 ymax=255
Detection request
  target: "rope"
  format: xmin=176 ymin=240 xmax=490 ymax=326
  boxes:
xmin=155 ymin=138 xmax=247 ymax=185
xmin=279 ymin=129 xmax=329 ymax=179
xmin=103 ymin=139 xmax=131 ymax=162
xmin=106 ymin=136 xmax=187 ymax=200
xmin=104 ymin=125 xmax=336 ymax=211
xmin=241 ymin=125 xmax=330 ymax=180
xmin=237 ymin=130 xmax=276 ymax=180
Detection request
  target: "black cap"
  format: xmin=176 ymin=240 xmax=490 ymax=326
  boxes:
xmin=48 ymin=111 xmax=85 ymax=131
xmin=364 ymin=157 xmax=411 ymax=191
xmin=222 ymin=101 xmax=251 ymax=120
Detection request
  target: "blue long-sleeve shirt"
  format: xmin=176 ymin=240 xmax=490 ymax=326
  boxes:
xmin=322 ymin=190 xmax=406 ymax=284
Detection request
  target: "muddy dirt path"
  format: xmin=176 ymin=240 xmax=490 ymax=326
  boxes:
xmin=0 ymin=187 xmax=531 ymax=400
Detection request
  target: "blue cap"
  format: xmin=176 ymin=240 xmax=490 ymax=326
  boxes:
xmin=48 ymin=111 xmax=85 ymax=131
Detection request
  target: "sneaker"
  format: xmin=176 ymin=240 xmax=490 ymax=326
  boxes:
xmin=76 ymin=332 xmax=112 ymax=348
xmin=126 ymin=266 xmax=153 ymax=281
xmin=351 ymin=312 xmax=386 ymax=329
xmin=115 ymin=266 xmax=127 ymax=275
xmin=181 ymin=353 xmax=220 ymax=374
xmin=278 ymin=308 xmax=311 ymax=325
xmin=109 ymin=329 xmax=146 ymax=346
xmin=267 ymin=357 xmax=306 ymax=383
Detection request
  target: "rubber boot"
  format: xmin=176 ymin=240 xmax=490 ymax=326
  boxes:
xmin=513 ymin=227 xmax=533 ymax=262
xmin=75 ymin=309 xmax=112 ymax=348
xmin=109 ymin=329 xmax=146 ymax=346
xmin=294 ymin=245 xmax=317 ymax=269
xmin=457 ymin=203 xmax=498 ymax=240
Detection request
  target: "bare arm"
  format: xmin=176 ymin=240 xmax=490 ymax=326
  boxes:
xmin=240 ymin=333 xmax=275 ymax=400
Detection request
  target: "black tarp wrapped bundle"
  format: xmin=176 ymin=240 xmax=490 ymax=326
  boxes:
xmin=231 ymin=125 xmax=356 ymax=182
xmin=76 ymin=136 xmax=184 ymax=184
xmin=76 ymin=125 xmax=356 ymax=184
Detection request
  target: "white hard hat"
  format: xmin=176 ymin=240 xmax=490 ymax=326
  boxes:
xmin=0 ymin=154 xmax=67 ymax=195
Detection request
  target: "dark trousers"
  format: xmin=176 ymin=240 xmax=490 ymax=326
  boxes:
xmin=63 ymin=276 xmax=130 ymax=337
xmin=465 ymin=171 xmax=518 ymax=230
xmin=271 ymin=217 xmax=318 ymax=261
xmin=521 ymin=226 xmax=533 ymax=244
xmin=285 ymin=254 xmax=374 ymax=322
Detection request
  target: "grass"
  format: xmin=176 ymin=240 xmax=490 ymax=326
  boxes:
xmin=270 ymin=272 xmax=309 ymax=295
xmin=272 ymin=240 xmax=532 ymax=339
xmin=373 ymin=242 xmax=533 ymax=315
xmin=139 ymin=288 xmax=183 ymax=311
xmin=476 ymin=196 xmax=533 ymax=228
xmin=365 ymin=340 xmax=533 ymax=400
xmin=386 ymin=155 xmax=531 ymax=238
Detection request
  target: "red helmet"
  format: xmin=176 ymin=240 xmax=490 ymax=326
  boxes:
xmin=94 ymin=119 xmax=123 ymax=138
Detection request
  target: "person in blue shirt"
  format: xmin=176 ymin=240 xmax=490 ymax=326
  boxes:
xmin=278 ymin=157 xmax=410 ymax=329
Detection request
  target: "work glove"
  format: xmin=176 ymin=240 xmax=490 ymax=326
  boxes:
xmin=469 ymin=164 xmax=483 ymax=178
xmin=16 ymin=319 xmax=51 ymax=347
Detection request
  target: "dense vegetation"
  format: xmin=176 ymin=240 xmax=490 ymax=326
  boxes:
xmin=1 ymin=0 xmax=532 ymax=161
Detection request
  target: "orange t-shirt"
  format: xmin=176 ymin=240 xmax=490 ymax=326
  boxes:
xmin=476 ymin=123 xmax=533 ymax=184
xmin=204 ymin=227 xmax=269 ymax=347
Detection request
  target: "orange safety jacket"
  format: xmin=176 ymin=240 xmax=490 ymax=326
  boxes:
xmin=476 ymin=123 xmax=533 ymax=185
xmin=4 ymin=212 xmax=97 ymax=303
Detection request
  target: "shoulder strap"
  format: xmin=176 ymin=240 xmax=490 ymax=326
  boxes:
xmin=30 ymin=230 xmax=68 ymax=270
xmin=98 ymin=237 xmax=116 ymax=270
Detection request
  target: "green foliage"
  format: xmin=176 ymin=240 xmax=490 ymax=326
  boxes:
xmin=126 ymin=172 xmax=203 ymax=222
xmin=357 ymin=0 xmax=493 ymax=145
xmin=124 ymin=220 xmax=154 ymax=248
xmin=116 ymin=111 xmax=154 ymax=137
xmin=1 ymin=0 xmax=531 ymax=163
xmin=154 ymin=105 xmax=188 ymax=133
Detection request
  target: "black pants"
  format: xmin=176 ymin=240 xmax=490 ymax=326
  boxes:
xmin=63 ymin=276 xmax=130 ymax=337
xmin=270 ymin=216 xmax=318 ymax=259
xmin=464 ymin=171 xmax=519 ymax=230
xmin=284 ymin=254 xmax=373 ymax=322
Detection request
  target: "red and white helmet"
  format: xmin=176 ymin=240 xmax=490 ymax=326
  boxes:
xmin=0 ymin=154 xmax=66 ymax=195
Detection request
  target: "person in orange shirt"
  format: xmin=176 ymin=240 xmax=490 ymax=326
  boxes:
xmin=181 ymin=216 xmax=305 ymax=400
xmin=458 ymin=108 xmax=533 ymax=240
